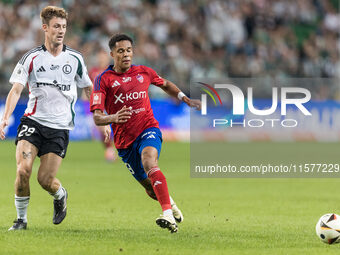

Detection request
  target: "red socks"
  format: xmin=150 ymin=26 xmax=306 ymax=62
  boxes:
xmin=148 ymin=166 xmax=171 ymax=211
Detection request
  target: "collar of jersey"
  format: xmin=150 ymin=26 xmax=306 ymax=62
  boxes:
xmin=41 ymin=44 xmax=67 ymax=52
xmin=108 ymin=64 xmax=136 ymax=75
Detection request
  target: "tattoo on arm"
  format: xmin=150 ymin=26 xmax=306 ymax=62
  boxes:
xmin=22 ymin=151 xmax=32 ymax=159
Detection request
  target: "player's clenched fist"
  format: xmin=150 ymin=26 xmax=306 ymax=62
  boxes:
xmin=0 ymin=119 xmax=9 ymax=140
xmin=111 ymin=106 xmax=132 ymax=124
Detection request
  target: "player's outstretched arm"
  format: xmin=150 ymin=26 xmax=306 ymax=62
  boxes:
xmin=93 ymin=106 xmax=132 ymax=126
xmin=0 ymin=83 xmax=24 ymax=140
xmin=161 ymin=79 xmax=201 ymax=110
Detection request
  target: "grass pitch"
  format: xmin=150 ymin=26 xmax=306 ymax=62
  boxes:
xmin=0 ymin=141 xmax=339 ymax=255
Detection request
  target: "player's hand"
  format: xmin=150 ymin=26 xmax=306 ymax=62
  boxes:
xmin=183 ymin=97 xmax=201 ymax=111
xmin=97 ymin=124 xmax=111 ymax=143
xmin=0 ymin=119 xmax=9 ymax=140
xmin=103 ymin=125 xmax=111 ymax=143
xmin=112 ymin=105 xmax=132 ymax=124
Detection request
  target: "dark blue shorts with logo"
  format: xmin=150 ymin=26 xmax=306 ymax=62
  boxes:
xmin=117 ymin=127 xmax=162 ymax=181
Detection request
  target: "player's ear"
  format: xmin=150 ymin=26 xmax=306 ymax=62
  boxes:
xmin=42 ymin=23 xmax=48 ymax=32
xmin=110 ymin=51 xmax=114 ymax=58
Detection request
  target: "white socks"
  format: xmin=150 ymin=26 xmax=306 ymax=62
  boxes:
xmin=163 ymin=209 xmax=173 ymax=217
xmin=14 ymin=184 xmax=65 ymax=223
xmin=15 ymin=195 xmax=29 ymax=223
xmin=49 ymin=185 xmax=66 ymax=200
xmin=164 ymin=196 xmax=175 ymax=217
xmin=161 ymin=196 xmax=176 ymax=218
xmin=170 ymin=196 xmax=175 ymax=206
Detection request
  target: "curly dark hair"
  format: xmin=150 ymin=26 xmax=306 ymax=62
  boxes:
xmin=109 ymin=34 xmax=133 ymax=50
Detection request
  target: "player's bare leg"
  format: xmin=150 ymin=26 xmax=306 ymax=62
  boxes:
xmin=139 ymin=178 xmax=183 ymax=223
xmin=15 ymin=140 xmax=38 ymax=196
xmin=141 ymin=146 xmax=178 ymax=233
xmin=38 ymin=153 xmax=62 ymax=193
xmin=38 ymin=153 xmax=68 ymax=224
xmin=139 ymin=178 xmax=157 ymax=200
xmin=9 ymin=140 xmax=38 ymax=231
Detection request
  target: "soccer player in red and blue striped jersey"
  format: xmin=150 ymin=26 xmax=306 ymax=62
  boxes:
xmin=90 ymin=34 xmax=200 ymax=233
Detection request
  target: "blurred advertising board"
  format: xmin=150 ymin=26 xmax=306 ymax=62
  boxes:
xmin=0 ymin=99 xmax=190 ymax=141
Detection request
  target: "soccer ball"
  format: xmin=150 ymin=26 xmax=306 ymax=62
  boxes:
xmin=316 ymin=213 xmax=340 ymax=244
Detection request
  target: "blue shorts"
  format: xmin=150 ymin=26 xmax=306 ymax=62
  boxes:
xmin=117 ymin=127 xmax=162 ymax=181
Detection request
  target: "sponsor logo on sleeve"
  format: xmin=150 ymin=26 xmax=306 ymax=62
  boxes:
xmin=93 ymin=93 xmax=102 ymax=105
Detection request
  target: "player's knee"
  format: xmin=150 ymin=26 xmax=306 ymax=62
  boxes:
xmin=16 ymin=164 xmax=32 ymax=180
xmin=37 ymin=173 xmax=53 ymax=189
xmin=141 ymin=156 xmax=157 ymax=172
xmin=143 ymin=163 xmax=153 ymax=173
xmin=141 ymin=149 xmax=158 ymax=172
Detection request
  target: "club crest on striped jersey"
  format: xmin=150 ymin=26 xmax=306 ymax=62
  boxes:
xmin=136 ymin=74 xmax=144 ymax=83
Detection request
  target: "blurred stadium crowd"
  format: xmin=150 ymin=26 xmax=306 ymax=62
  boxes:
xmin=0 ymin=0 xmax=339 ymax=97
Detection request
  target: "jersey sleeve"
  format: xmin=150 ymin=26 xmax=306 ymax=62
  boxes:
xmin=9 ymin=56 xmax=31 ymax=86
xmin=145 ymin=66 xmax=164 ymax=87
xmin=90 ymin=74 xmax=107 ymax=112
xmin=75 ymin=55 xmax=92 ymax=88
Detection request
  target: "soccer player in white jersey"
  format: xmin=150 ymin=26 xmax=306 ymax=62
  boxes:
xmin=0 ymin=6 xmax=109 ymax=230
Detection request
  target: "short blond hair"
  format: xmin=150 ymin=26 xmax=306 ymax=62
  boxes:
xmin=40 ymin=6 xmax=68 ymax=25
